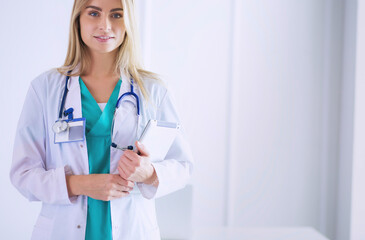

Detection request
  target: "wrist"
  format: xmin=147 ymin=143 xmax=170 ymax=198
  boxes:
xmin=66 ymin=175 xmax=86 ymax=197
xmin=143 ymin=164 xmax=158 ymax=186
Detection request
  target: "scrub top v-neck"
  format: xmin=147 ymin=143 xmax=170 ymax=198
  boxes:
xmin=79 ymin=77 xmax=121 ymax=240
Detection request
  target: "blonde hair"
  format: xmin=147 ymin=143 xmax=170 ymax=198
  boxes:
xmin=57 ymin=0 xmax=159 ymax=100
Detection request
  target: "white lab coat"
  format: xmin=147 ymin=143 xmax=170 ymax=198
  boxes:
xmin=10 ymin=69 xmax=194 ymax=240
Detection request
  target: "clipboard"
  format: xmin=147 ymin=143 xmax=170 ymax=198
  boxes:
xmin=139 ymin=120 xmax=180 ymax=161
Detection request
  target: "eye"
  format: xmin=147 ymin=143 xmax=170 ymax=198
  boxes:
xmin=89 ymin=11 xmax=99 ymax=17
xmin=111 ymin=13 xmax=123 ymax=19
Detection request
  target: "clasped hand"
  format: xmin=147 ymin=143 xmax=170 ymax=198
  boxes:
xmin=118 ymin=141 xmax=155 ymax=184
xmin=67 ymin=141 xmax=155 ymax=201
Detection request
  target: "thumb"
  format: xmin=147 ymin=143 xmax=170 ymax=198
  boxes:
xmin=135 ymin=141 xmax=149 ymax=157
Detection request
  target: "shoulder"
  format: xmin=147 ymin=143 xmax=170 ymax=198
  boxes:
xmin=141 ymin=77 xmax=171 ymax=107
xmin=27 ymin=68 xmax=66 ymax=104
xmin=30 ymin=68 xmax=65 ymax=96
xmin=143 ymin=78 xmax=168 ymax=96
xmin=31 ymin=68 xmax=65 ymax=88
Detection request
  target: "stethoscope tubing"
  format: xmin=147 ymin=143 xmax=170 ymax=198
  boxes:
xmin=59 ymin=72 xmax=140 ymax=119
xmin=58 ymin=71 xmax=72 ymax=119
xmin=56 ymin=73 xmax=141 ymax=148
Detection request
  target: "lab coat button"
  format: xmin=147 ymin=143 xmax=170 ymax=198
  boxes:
xmin=80 ymin=144 xmax=83 ymax=148
xmin=77 ymin=225 xmax=81 ymax=229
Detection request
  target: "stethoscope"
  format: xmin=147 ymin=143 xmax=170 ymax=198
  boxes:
xmin=52 ymin=72 xmax=140 ymax=149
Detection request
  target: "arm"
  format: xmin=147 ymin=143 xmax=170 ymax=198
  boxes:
xmin=9 ymin=83 xmax=74 ymax=205
xmin=66 ymin=174 xmax=134 ymax=201
xmin=137 ymin=89 xmax=194 ymax=199
xmin=10 ymin=81 xmax=135 ymax=204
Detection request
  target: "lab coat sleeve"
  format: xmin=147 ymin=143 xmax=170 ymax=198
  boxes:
xmin=137 ymin=88 xmax=194 ymax=199
xmin=9 ymin=83 xmax=73 ymax=205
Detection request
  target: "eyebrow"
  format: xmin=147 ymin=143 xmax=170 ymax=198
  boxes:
xmin=85 ymin=6 xmax=123 ymax=12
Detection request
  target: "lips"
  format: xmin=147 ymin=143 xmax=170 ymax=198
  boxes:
xmin=94 ymin=35 xmax=114 ymax=40
xmin=94 ymin=35 xmax=115 ymax=43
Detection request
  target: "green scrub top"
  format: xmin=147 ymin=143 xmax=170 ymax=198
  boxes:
xmin=79 ymin=77 xmax=122 ymax=240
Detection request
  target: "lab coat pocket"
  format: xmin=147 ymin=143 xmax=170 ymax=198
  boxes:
xmin=31 ymin=215 xmax=54 ymax=240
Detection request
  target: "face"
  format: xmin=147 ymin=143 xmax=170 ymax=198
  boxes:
xmin=79 ymin=0 xmax=125 ymax=55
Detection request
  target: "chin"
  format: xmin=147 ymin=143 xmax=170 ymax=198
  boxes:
xmin=92 ymin=47 xmax=118 ymax=54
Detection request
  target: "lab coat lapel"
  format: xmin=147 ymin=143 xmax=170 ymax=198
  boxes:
xmin=119 ymin=72 xmax=146 ymax=138
xmin=62 ymin=71 xmax=131 ymax=135
xmin=112 ymin=72 xmax=139 ymax=131
xmin=64 ymin=75 xmax=83 ymax=119
xmin=61 ymin=73 xmax=89 ymax=175
xmin=118 ymin=72 xmax=131 ymax=102
xmin=110 ymin=72 xmax=139 ymax=174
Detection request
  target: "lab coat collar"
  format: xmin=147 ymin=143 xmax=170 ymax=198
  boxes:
xmin=119 ymin=71 xmax=143 ymax=112
xmin=63 ymin=67 xmax=140 ymax=119
xmin=67 ymin=64 xmax=80 ymax=91
xmin=64 ymin=77 xmax=82 ymax=119
xmin=119 ymin=71 xmax=138 ymax=99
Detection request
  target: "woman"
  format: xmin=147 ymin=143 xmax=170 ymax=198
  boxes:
xmin=9 ymin=0 xmax=193 ymax=239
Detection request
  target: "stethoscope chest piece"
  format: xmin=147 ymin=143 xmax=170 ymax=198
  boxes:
xmin=54 ymin=73 xmax=139 ymax=145
xmin=52 ymin=120 xmax=68 ymax=134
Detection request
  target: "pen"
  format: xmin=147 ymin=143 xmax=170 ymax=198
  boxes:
xmin=111 ymin=143 xmax=134 ymax=151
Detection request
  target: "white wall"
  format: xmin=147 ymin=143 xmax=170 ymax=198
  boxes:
xmin=139 ymin=0 xmax=344 ymax=239
xmin=336 ymin=0 xmax=357 ymax=239
xmin=139 ymin=0 xmax=233 ymax=228
xmin=350 ymin=0 xmax=365 ymax=239
xmin=320 ymin=1 xmax=344 ymax=238
xmin=229 ymin=0 xmax=325 ymax=227
xmin=0 ymin=0 xmax=74 ymax=237
xmin=0 ymin=0 xmax=356 ymax=239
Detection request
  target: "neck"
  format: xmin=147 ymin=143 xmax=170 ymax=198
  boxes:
xmin=84 ymin=50 xmax=119 ymax=80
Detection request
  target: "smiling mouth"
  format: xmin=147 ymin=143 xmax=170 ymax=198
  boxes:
xmin=94 ymin=36 xmax=114 ymax=40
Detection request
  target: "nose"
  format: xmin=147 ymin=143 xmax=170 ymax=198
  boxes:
xmin=99 ymin=15 xmax=111 ymax=31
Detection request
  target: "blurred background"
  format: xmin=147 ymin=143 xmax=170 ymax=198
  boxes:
xmin=1 ymin=0 xmax=365 ymax=239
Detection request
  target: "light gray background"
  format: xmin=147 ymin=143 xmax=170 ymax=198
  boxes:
xmin=1 ymin=0 xmax=364 ymax=240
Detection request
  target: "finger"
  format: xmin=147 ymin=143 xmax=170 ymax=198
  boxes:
xmin=110 ymin=190 xmax=129 ymax=200
xmin=118 ymin=164 xmax=137 ymax=183
xmin=123 ymin=186 xmax=133 ymax=191
xmin=123 ymin=151 xmax=141 ymax=166
xmin=114 ymin=184 xmax=132 ymax=192
xmin=135 ymin=141 xmax=149 ymax=157
xmin=113 ymin=174 xmax=135 ymax=188
xmin=118 ymin=165 xmax=129 ymax=180
xmin=110 ymin=179 xmax=132 ymax=192
xmin=119 ymin=160 xmax=135 ymax=176
xmin=119 ymin=154 xmax=135 ymax=165
xmin=120 ymin=153 xmax=140 ymax=168
xmin=118 ymin=155 xmax=131 ymax=170
xmin=119 ymin=176 xmax=135 ymax=188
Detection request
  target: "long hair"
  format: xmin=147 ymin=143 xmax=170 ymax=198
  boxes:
xmin=57 ymin=0 xmax=159 ymax=100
